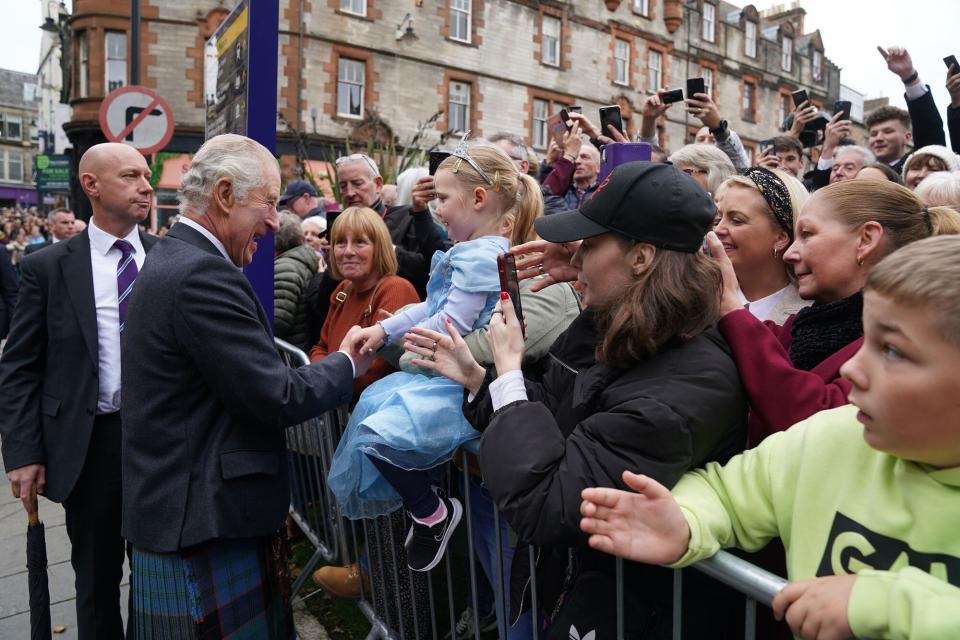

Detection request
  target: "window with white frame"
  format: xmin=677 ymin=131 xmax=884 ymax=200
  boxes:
xmin=78 ymin=31 xmax=88 ymax=98
xmin=702 ymin=3 xmax=716 ymax=42
xmin=647 ymin=49 xmax=662 ymax=93
xmin=614 ymin=39 xmax=630 ymax=86
xmin=633 ymin=0 xmax=649 ymax=15
xmin=781 ymin=37 xmax=793 ymax=72
xmin=744 ymin=20 xmax=757 ymax=58
xmin=542 ymin=15 xmax=561 ymax=67
xmin=450 ymin=0 xmax=472 ymax=43
xmin=0 ymin=114 xmax=22 ymax=141
xmin=3 ymin=150 xmax=23 ymax=182
xmin=812 ymin=50 xmax=823 ymax=82
xmin=532 ymin=99 xmax=549 ymax=149
xmin=337 ymin=57 xmax=365 ymax=118
xmin=339 ymin=0 xmax=366 ymax=16
xmin=448 ymin=81 xmax=470 ymax=133
xmin=105 ymin=31 xmax=127 ymax=93
xmin=702 ymin=68 xmax=714 ymax=97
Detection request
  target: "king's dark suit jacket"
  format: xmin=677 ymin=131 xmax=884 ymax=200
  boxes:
xmin=121 ymin=223 xmax=354 ymax=553
xmin=0 ymin=229 xmax=158 ymax=502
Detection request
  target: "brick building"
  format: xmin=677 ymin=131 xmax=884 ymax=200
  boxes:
xmin=62 ymin=0 xmax=840 ymax=216
xmin=0 ymin=69 xmax=40 ymax=209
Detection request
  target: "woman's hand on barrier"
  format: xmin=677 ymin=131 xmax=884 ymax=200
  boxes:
xmin=487 ymin=293 xmax=525 ymax=375
xmin=704 ymin=232 xmax=745 ymax=317
xmin=579 ymin=470 xmax=690 ymax=565
xmin=405 ymin=320 xmax=486 ymax=395
xmin=510 ymin=239 xmax=580 ymax=292
xmin=339 ymin=325 xmax=378 ymax=377
xmin=771 ymin=575 xmax=855 ymax=640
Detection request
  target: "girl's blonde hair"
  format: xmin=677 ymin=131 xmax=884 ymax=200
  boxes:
xmin=811 ymin=180 xmax=960 ymax=262
xmin=326 ymin=207 xmax=398 ymax=281
xmin=438 ymin=142 xmax=543 ymax=245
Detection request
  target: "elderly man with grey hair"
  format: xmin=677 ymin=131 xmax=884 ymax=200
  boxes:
xmin=120 ymin=134 xmax=376 ymax=638
xmin=334 ymin=153 xmax=449 ymax=298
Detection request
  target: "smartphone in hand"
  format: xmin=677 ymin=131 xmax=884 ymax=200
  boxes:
xmin=686 ymin=78 xmax=706 ymax=99
xmin=791 ymin=89 xmax=809 ymax=109
xmin=429 ymin=151 xmax=451 ymax=176
xmin=661 ymin=89 xmax=684 ymax=104
xmin=833 ymin=100 xmax=852 ymax=121
xmin=759 ymin=139 xmax=776 ymax=157
xmin=945 ymin=55 xmax=960 ymax=77
xmin=497 ymin=253 xmax=525 ymax=339
xmin=599 ymin=105 xmax=624 ymax=137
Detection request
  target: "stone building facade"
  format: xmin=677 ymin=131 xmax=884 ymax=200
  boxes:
xmin=0 ymin=69 xmax=40 ymax=208
xmin=63 ymin=0 xmax=840 ymax=213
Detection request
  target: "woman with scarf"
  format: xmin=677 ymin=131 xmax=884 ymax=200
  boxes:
xmin=712 ymin=167 xmax=810 ymax=324
xmin=705 ymin=179 xmax=960 ymax=447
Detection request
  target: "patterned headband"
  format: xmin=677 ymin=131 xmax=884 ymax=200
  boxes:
xmin=742 ymin=167 xmax=794 ymax=237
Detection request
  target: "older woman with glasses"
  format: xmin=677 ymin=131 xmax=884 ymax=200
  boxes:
xmin=668 ymin=143 xmax=737 ymax=195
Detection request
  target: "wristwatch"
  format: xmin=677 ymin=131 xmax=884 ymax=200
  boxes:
xmin=709 ymin=119 xmax=728 ymax=139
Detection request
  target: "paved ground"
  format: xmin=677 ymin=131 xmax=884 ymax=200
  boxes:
xmin=0 ymin=472 xmax=115 ymax=638
xmin=0 ymin=472 xmax=328 ymax=638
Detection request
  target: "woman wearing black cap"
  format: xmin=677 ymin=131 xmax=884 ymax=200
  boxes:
xmin=404 ymin=162 xmax=748 ymax=638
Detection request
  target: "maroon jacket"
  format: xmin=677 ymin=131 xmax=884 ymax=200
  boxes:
xmin=718 ymin=308 xmax=862 ymax=447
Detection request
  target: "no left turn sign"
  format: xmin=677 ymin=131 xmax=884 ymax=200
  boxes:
xmin=98 ymin=86 xmax=175 ymax=155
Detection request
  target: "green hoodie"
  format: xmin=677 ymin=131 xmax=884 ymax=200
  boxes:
xmin=671 ymin=404 xmax=960 ymax=639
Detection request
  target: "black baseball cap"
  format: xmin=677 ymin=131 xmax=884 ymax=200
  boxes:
xmin=279 ymin=180 xmax=319 ymax=205
xmin=535 ymin=162 xmax=716 ymax=252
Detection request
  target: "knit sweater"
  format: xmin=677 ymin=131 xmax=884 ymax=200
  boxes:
xmin=308 ymin=275 xmax=419 ymax=399
xmin=672 ymin=404 xmax=960 ymax=639
xmin=274 ymin=244 xmax=319 ymax=352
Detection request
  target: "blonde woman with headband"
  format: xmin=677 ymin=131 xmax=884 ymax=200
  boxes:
xmin=328 ymin=136 xmax=543 ymax=572
xmin=713 ymin=167 xmax=811 ymax=324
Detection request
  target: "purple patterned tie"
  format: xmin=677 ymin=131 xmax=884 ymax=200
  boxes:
xmin=114 ymin=239 xmax=138 ymax=333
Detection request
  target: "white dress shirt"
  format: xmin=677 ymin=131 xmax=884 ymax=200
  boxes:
xmin=87 ymin=219 xmax=146 ymax=414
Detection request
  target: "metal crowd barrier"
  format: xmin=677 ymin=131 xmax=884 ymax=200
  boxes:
xmin=275 ymin=338 xmax=787 ymax=640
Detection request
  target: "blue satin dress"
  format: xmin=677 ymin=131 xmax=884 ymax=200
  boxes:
xmin=328 ymin=236 xmax=505 ymax=519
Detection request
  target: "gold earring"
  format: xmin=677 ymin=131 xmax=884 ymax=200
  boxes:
xmin=773 ymin=246 xmax=779 ymax=258
xmin=857 ymin=254 xmax=864 ymax=266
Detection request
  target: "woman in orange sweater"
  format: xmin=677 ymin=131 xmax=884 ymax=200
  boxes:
xmin=308 ymin=206 xmax=419 ymax=398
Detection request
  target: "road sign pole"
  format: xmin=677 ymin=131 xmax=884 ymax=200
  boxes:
xmin=241 ymin=0 xmax=279 ymax=330
xmin=130 ymin=0 xmax=140 ymax=85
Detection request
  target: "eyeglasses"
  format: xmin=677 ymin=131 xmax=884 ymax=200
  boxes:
xmin=335 ymin=153 xmax=380 ymax=178
xmin=680 ymin=167 xmax=708 ymax=176
xmin=451 ymin=130 xmax=493 ymax=185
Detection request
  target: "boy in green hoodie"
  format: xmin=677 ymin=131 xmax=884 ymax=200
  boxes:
xmin=579 ymin=234 xmax=960 ymax=640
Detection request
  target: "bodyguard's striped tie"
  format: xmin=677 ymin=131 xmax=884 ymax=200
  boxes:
xmin=115 ymin=239 xmax=138 ymax=334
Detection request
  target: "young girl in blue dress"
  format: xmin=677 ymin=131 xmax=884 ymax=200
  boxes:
xmin=328 ymin=139 xmax=543 ymax=572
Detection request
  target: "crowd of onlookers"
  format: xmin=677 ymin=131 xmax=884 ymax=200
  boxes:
xmin=2 ymin=41 xmax=960 ymax=640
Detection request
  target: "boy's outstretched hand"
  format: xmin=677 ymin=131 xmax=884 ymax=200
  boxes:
xmin=771 ymin=575 xmax=855 ymax=640
xmin=579 ymin=470 xmax=690 ymax=565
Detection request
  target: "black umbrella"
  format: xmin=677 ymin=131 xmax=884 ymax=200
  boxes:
xmin=15 ymin=484 xmax=51 ymax=640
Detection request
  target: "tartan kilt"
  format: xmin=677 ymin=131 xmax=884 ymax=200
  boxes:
xmin=131 ymin=535 xmax=294 ymax=639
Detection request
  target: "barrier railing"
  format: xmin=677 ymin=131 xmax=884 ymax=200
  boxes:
xmin=276 ymin=338 xmax=787 ymax=640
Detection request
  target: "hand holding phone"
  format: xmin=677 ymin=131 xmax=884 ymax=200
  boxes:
xmin=791 ymin=89 xmax=809 ymax=109
xmin=497 ymin=253 xmax=525 ymax=339
xmin=661 ymin=89 xmax=684 ymax=104
xmin=599 ymin=105 xmax=624 ymax=137
xmin=833 ymin=100 xmax=852 ymax=121
xmin=945 ymin=55 xmax=960 ymax=77
xmin=686 ymin=78 xmax=706 ymax=99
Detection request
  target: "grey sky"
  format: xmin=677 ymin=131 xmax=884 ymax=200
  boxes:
xmin=2 ymin=0 xmax=956 ymax=137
